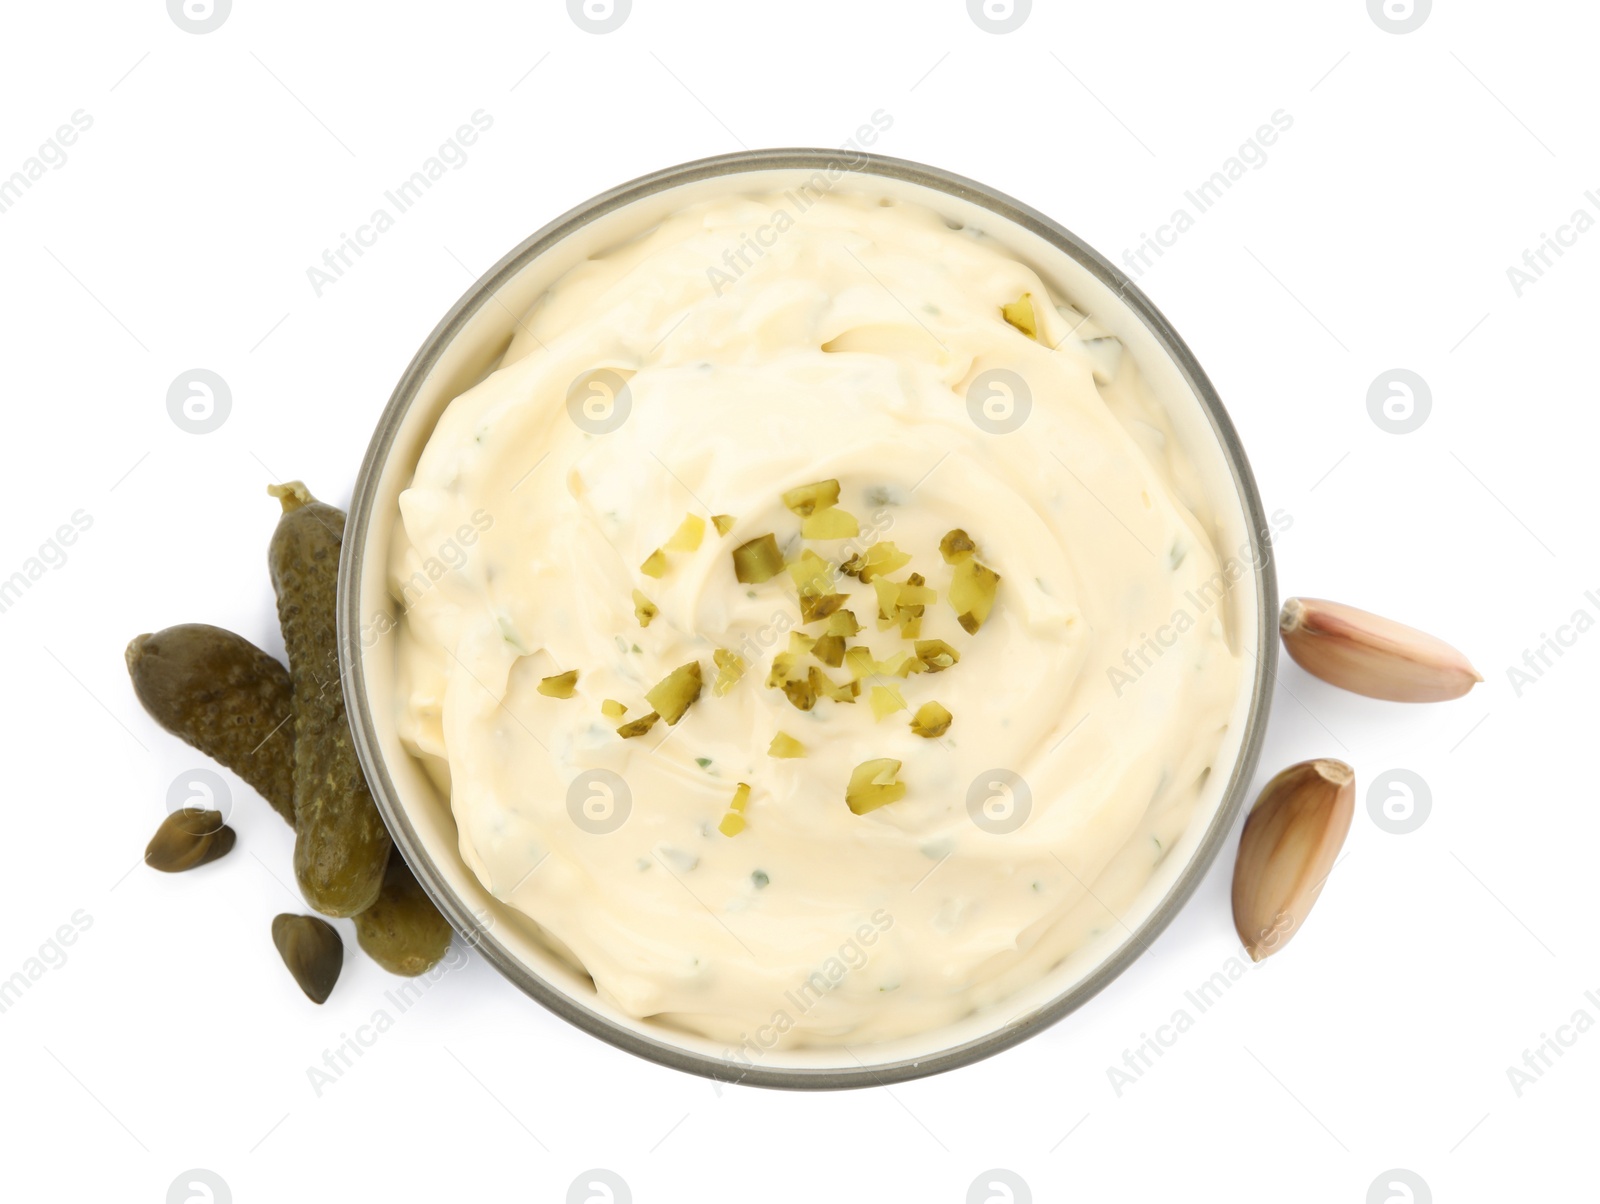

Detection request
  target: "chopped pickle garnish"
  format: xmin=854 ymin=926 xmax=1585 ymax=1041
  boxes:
xmin=640 ymin=548 xmax=669 ymax=578
xmin=711 ymin=514 xmax=738 ymax=536
xmin=782 ymin=676 xmax=818 ymax=711
xmin=901 ymin=574 xmax=935 ymax=606
xmin=949 ymin=559 xmax=1002 ymax=634
xmin=869 ymin=684 xmax=907 ymax=720
xmin=1001 ymin=291 xmax=1039 ymax=340
xmin=617 ymin=711 xmax=660 ymax=739
xmin=800 ymin=592 xmax=848 ymax=624
xmin=781 ymin=479 xmax=841 ymax=517
xmin=601 ymin=699 xmax=628 ymax=719
xmin=732 ymin=534 xmax=785 ymax=584
xmin=718 ymin=781 xmax=753 ymax=836
xmin=812 ymin=634 xmax=846 ymax=667
xmin=846 ymin=758 xmax=906 ymax=815
xmin=768 ymin=731 xmax=806 ymax=758
xmin=914 ymin=639 xmax=961 ymax=672
xmin=712 ymin=648 xmax=747 ymax=696
xmin=632 ymin=589 xmax=658 ymax=628
xmin=810 ymin=666 xmax=859 ymax=703
xmin=801 ymin=506 xmax=860 ymax=540
xmin=645 ymin=661 xmax=703 ymax=725
xmin=910 ymin=701 xmax=953 ymax=738
xmin=824 ymin=608 xmax=861 ymax=637
xmin=872 ymin=578 xmax=899 ymax=622
xmin=664 ymin=513 xmax=706 ymax=553
xmin=766 ymin=633 xmax=816 ymax=689
xmin=939 ymin=529 xmax=976 ymax=563
xmin=842 ymin=541 xmax=913 ymax=583
xmin=786 ymin=549 xmax=834 ymax=596
xmin=845 ymin=647 xmax=918 ymax=680
xmin=537 ymin=670 xmax=579 ymax=699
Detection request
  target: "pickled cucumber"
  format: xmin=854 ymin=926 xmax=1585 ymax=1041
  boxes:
xmin=125 ymin=624 xmax=296 ymax=826
xmin=267 ymin=482 xmax=391 ymax=917
xmin=353 ymin=851 xmax=453 ymax=977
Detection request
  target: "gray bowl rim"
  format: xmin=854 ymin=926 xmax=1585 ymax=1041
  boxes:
xmin=338 ymin=146 xmax=1278 ymax=1091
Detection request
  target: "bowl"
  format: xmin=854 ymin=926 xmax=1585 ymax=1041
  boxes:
xmin=339 ymin=148 xmax=1277 ymax=1089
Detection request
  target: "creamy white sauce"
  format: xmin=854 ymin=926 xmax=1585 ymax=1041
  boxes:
xmin=390 ymin=191 xmax=1244 ymax=1048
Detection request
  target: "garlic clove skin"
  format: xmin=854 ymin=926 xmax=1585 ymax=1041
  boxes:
xmin=1232 ymin=758 xmax=1355 ymax=962
xmin=1279 ymin=597 xmax=1482 ymax=703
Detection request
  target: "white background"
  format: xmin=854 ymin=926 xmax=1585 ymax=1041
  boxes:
xmin=1 ymin=1 xmax=1592 ymax=1200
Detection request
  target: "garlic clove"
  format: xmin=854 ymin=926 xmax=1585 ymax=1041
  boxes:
xmin=1279 ymin=596 xmax=1482 ymax=702
xmin=1231 ymin=758 xmax=1355 ymax=962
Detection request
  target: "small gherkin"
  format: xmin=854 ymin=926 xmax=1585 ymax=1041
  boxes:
xmin=267 ymin=482 xmax=390 ymax=917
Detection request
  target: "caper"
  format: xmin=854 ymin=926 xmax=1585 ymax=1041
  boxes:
xmin=145 ymin=808 xmax=236 ymax=873
xmin=271 ymin=913 xmax=343 ymax=1004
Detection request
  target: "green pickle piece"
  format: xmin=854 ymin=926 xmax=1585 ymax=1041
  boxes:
xmin=537 ymin=669 xmax=579 ymax=699
xmin=732 ymin=534 xmax=785 ymax=584
xmin=910 ymin=701 xmax=953 ymax=738
xmin=847 ymin=759 xmax=906 ymax=815
xmin=1001 ymin=292 xmax=1039 ymax=340
xmin=617 ymin=711 xmax=661 ymax=739
xmin=646 ymin=661 xmax=703 ymax=725
xmin=781 ymin=479 xmax=841 ymax=517
xmin=268 ymin=482 xmax=392 ymax=918
xmin=353 ymin=851 xmax=454 ymax=977
xmin=125 ymin=624 xmax=296 ymax=827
